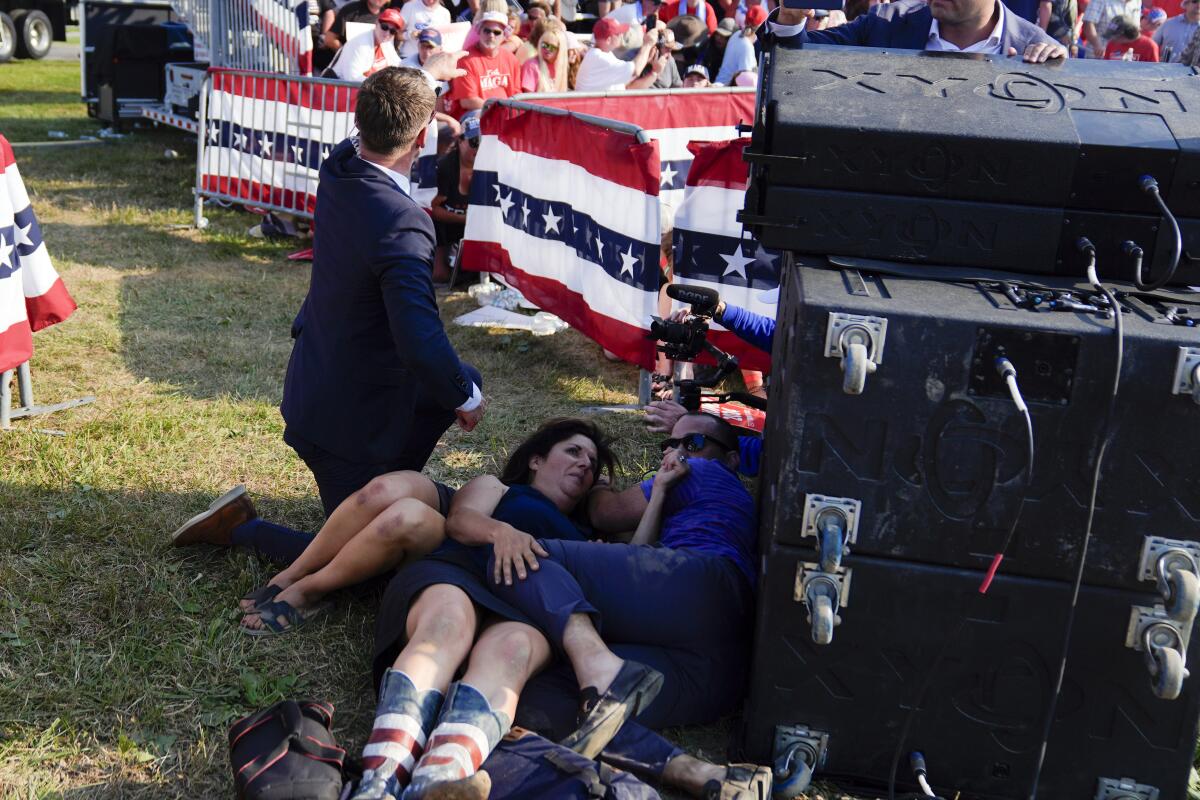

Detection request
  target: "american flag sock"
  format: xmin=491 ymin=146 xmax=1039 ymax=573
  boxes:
xmin=352 ymin=669 xmax=443 ymax=800
xmin=401 ymin=682 xmax=511 ymax=799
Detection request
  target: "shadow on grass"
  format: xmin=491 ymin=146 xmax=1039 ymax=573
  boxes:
xmin=0 ymin=481 xmax=373 ymax=798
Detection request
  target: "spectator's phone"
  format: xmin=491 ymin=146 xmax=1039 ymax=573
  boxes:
xmin=645 ymin=12 xmax=659 ymax=29
xmin=781 ymin=0 xmax=844 ymax=10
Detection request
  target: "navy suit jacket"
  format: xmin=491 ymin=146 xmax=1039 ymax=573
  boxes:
xmin=777 ymin=0 xmax=1057 ymax=53
xmin=281 ymin=138 xmax=475 ymax=464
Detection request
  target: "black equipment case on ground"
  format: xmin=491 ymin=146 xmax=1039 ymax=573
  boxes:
xmin=741 ymin=256 xmax=1200 ymax=799
xmin=741 ymin=47 xmax=1200 ymax=285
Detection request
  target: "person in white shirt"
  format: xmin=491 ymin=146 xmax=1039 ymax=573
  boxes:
xmin=574 ymin=16 xmax=666 ymax=90
xmin=1154 ymin=0 xmax=1200 ymax=61
xmin=398 ymin=0 xmax=452 ymax=58
xmin=331 ymin=8 xmax=405 ymax=82
xmin=1081 ymin=0 xmax=1141 ymax=56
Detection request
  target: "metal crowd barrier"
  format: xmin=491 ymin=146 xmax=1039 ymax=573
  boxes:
xmin=193 ymin=68 xmax=359 ymax=227
xmin=172 ymin=0 xmax=311 ymax=74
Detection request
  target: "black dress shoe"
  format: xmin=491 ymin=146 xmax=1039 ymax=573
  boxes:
xmin=559 ymin=660 xmax=664 ymax=759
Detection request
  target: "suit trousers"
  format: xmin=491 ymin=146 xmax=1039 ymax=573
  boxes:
xmin=231 ymin=363 xmax=479 ymax=563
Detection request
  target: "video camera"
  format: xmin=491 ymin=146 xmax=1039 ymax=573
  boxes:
xmin=650 ymin=285 xmax=768 ymax=413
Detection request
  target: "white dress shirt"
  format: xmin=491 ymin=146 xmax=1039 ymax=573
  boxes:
xmin=926 ymin=2 xmax=1006 ymax=52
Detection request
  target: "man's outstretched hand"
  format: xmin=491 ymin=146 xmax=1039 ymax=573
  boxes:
xmin=644 ymin=399 xmax=687 ymax=435
xmin=424 ymin=50 xmax=469 ymax=82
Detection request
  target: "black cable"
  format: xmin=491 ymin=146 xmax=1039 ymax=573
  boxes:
xmin=887 ymin=366 xmax=1036 ymax=800
xmin=1136 ymin=175 xmax=1183 ymax=292
xmin=1025 ymin=241 xmax=1124 ymax=800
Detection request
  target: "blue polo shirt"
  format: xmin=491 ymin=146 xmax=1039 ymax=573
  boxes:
xmin=641 ymin=457 xmax=758 ymax=585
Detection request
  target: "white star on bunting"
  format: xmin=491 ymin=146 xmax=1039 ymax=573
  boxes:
xmin=619 ymin=245 xmax=639 ymax=278
xmin=520 ymin=199 xmax=531 ymax=229
xmin=233 ymin=131 xmax=248 ymax=149
xmin=321 ymin=146 xmax=331 ymax=161
xmin=258 ymin=134 xmax=273 ymax=157
xmin=753 ymin=243 xmax=778 ymax=269
xmin=291 ymin=144 xmax=305 ymax=162
xmin=493 ymin=184 xmax=503 ymax=202
xmin=659 ymin=163 xmax=677 ymax=189
xmin=0 ymin=233 xmax=13 ymax=272
xmin=594 ymin=232 xmax=604 ymax=261
xmin=542 ymin=207 xmax=561 ymax=234
xmin=208 ymin=122 xmax=219 ymax=143
xmin=15 ymin=221 xmax=33 ymax=248
xmin=720 ymin=246 xmax=755 ymax=279
xmin=498 ymin=191 xmax=515 ymax=218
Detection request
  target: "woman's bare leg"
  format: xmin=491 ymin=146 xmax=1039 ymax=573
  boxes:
xmin=239 ymin=471 xmax=439 ymax=610
xmin=403 ymin=621 xmax=551 ymax=799
xmin=241 ymin=496 xmax=447 ymax=631
xmin=352 ymin=585 xmax=480 ymax=800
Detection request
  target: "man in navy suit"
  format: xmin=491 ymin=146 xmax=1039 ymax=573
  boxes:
xmin=771 ymin=0 xmax=1068 ymax=61
xmin=173 ymin=65 xmax=484 ymax=562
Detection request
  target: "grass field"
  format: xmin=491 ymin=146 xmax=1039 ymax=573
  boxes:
xmin=0 ymin=60 xmax=814 ymax=798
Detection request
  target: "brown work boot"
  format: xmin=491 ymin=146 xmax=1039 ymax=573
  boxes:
xmin=171 ymin=485 xmax=257 ymax=547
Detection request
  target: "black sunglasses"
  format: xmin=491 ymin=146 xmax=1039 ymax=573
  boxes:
xmin=379 ymin=23 xmax=398 ymax=32
xmin=659 ymin=432 xmax=730 ymax=453
xmin=465 ymin=136 xmax=480 ymax=148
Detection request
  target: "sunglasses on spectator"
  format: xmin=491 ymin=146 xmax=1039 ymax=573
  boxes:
xmin=659 ymin=433 xmax=731 ymax=453
xmin=480 ymin=26 xmax=505 ymax=36
xmin=540 ymin=41 xmax=559 ymax=52
xmin=464 ymin=136 xmax=480 ymax=148
xmin=379 ymin=23 xmax=398 ymax=32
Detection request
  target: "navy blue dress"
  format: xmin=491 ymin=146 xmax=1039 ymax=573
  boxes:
xmin=372 ymin=483 xmax=588 ymax=685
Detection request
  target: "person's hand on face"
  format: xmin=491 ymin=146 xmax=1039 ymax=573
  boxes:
xmin=653 ymin=448 xmax=692 ymax=493
xmin=424 ymin=49 xmax=469 ymax=80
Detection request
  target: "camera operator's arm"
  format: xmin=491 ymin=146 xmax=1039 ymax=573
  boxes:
xmin=714 ymin=300 xmax=775 ymax=354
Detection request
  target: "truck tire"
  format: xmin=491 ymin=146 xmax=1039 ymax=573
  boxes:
xmin=13 ymin=10 xmax=52 ymax=60
xmin=0 ymin=12 xmax=16 ymax=63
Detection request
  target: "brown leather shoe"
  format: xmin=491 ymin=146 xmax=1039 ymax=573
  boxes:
xmin=171 ymin=485 xmax=257 ymax=547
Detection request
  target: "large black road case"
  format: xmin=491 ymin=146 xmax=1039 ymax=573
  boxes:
xmin=741 ymin=48 xmax=1200 ymax=285
xmin=742 ymin=257 xmax=1200 ymax=799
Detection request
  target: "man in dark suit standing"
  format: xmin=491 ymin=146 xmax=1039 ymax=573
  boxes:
xmin=173 ymin=65 xmax=483 ymax=562
xmin=770 ymin=0 xmax=1068 ymax=61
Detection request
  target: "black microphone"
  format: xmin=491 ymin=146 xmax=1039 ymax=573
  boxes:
xmin=666 ymin=284 xmax=720 ymax=316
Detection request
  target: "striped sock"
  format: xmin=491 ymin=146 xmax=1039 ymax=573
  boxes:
xmin=403 ymin=682 xmax=510 ymax=798
xmin=353 ymin=670 xmax=443 ymax=800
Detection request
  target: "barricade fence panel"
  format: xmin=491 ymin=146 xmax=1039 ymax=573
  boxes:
xmin=171 ymin=0 xmax=313 ymax=74
xmin=194 ymin=68 xmax=438 ymax=222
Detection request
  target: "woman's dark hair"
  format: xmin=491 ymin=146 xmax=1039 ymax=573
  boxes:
xmin=500 ymin=418 xmax=617 ymax=486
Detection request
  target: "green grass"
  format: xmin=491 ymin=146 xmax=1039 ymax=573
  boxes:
xmin=0 ymin=60 xmax=800 ymax=798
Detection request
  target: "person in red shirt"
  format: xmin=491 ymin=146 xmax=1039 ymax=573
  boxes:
xmin=658 ymin=0 xmax=720 ymax=33
xmin=446 ymin=10 xmax=522 ymax=118
xmin=1103 ymin=14 xmax=1161 ymax=58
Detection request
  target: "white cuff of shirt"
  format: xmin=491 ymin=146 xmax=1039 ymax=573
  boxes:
xmin=770 ymin=21 xmax=806 ymax=37
xmin=457 ymin=382 xmax=483 ymax=412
